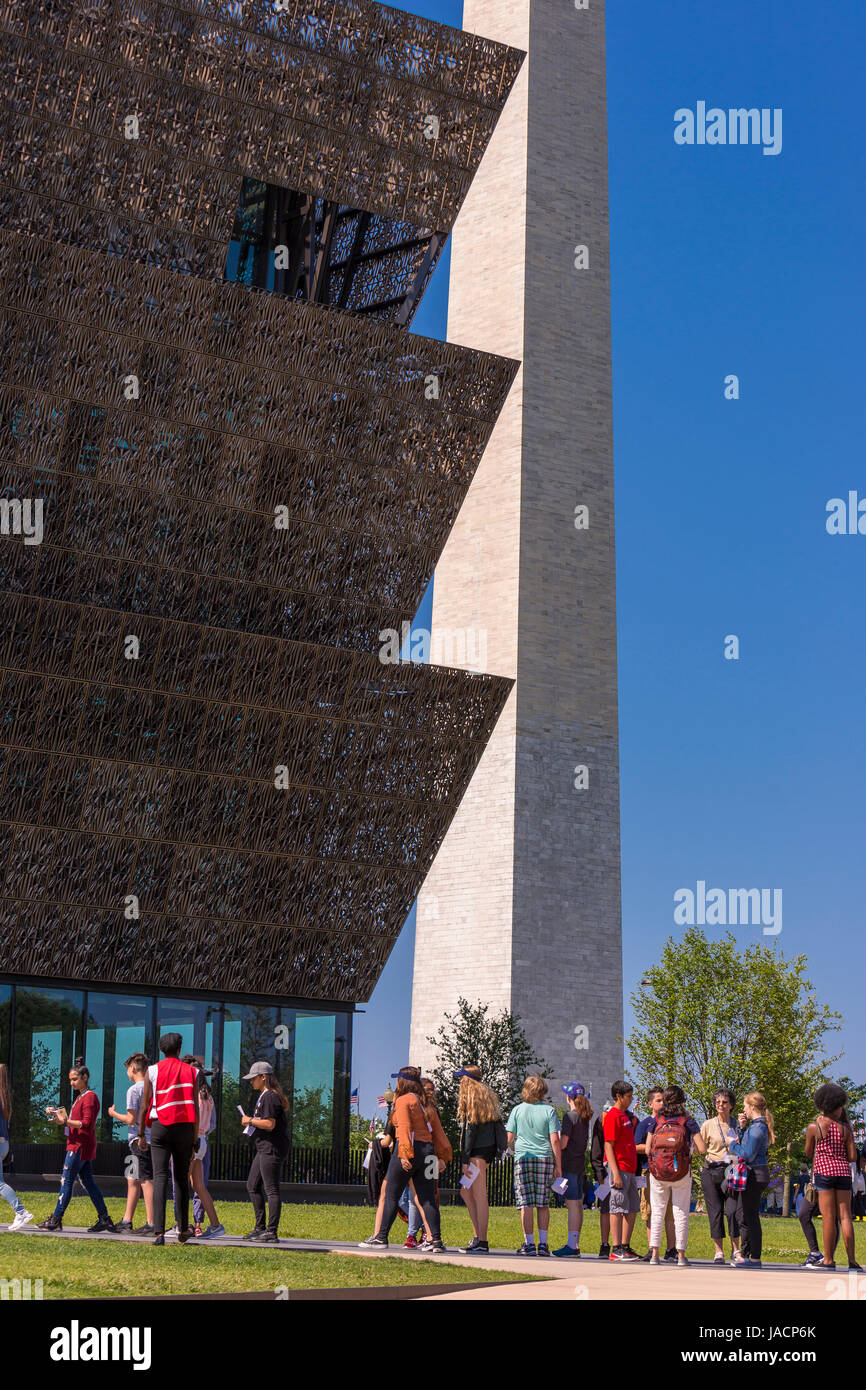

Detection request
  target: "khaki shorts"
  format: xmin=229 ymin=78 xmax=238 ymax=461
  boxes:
xmin=641 ymin=1177 xmax=672 ymax=1223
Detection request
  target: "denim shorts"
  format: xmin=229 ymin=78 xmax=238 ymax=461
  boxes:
xmin=563 ymin=1172 xmax=585 ymax=1201
xmin=814 ymin=1173 xmax=852 ymax=1192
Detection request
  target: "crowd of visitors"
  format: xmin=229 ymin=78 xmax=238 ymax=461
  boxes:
xmin=2 ymin=1045 xmax=864 ymax=1271
xmin=359 ymin=1070 xmax=865 ymax=1269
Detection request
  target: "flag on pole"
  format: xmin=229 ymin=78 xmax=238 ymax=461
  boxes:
xmin=350 ymin=1087 xmax=359 ymax=1110
xmin=377 ymin=1095 xmax=386 ymax=1108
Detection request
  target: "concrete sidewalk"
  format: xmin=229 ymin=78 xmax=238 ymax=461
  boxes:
xmin=4 ymin=1222 xmax=852 ymax=1300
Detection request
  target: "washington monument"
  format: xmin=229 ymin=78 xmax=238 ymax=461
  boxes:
xmin=410 ymin=0 xmax=623 ymax=1105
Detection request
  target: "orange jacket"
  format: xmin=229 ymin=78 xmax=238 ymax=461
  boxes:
xmin=392 ymin=1093 xmax=453 ymax=1164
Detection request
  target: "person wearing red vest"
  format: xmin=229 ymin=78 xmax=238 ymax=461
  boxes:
xmin=138 ymin=1033 xmax=199 ymax=1245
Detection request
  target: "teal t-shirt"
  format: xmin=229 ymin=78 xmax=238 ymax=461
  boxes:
xmin=505 ymin=1101 xmax=560 ymax=1159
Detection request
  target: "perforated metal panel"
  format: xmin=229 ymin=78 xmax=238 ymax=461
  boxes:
xmin=0 ymin=0 xmax=522 ymax=1001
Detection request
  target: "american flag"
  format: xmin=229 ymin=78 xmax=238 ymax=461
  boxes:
xmin=377 ymin=1094 xmax=386 ymax=1108
xmin=350 ymin=1087 xmax=359 ymax=1109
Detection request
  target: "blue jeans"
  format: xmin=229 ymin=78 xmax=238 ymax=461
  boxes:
xmin=0 ymin=1139 xmax=25 ymax=1217
xmin=53 ymin=1150 xmax=109 ymax=1221
xmin=398 ymin=1182 xmax=423 ymax=1237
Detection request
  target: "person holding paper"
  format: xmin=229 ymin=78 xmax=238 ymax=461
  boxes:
xmin=455 ymin=1064 xmax=504 ymax=1255
xmin=602 ymin=1080 xmax=641 ymax=1261
xmin=552 ymin=1083 xmax=592 ymax=1258
xmin=240 ymin=1061 xmax=290 ymax=1242
xmin=38 ymin=1057 xmax=115 ymax=1235
xmin=505 ymin=1076 xmax=562 ymax=1256
xmin=590 ymin=1106 xmax=612 ymax=1256
xmin=359 ymin=1066 xmax=450 ymax=1252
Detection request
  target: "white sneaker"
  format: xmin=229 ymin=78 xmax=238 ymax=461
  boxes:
xmin=9 ymin=1210 xmax=34 ymax=1232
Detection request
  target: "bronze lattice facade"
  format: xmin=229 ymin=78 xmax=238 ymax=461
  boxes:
xmin=0 ymin=0 xmax=523 ymax=1084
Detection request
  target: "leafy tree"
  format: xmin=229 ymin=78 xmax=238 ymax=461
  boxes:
xmin=349 ymin=1113 xmax=381 ymax=1153
xmin=834 ymin=1076 xmax=866 ymax=1130
xmin=292 ymin=1082 xmax=332 ymax=1148
xmin=627 ymin=929 xmax=842 ymax=1214
xmin=425 ymin=997 xmax=550 ymax=1139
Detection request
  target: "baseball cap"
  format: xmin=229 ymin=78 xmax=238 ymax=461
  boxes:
xmin=561 ymin=1083 xmax=586 ymax=1098
xmin=242 ymin=1061 xmax=274 ymax=1080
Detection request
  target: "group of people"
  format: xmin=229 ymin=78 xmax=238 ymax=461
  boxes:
xmin=361 ymin=1066 xmax=866 ymax=1269
xmin=4 ymin=1046 xmax=865 ymax=1268
xmin=0 ymin=1037 xmax=290 ymax=1246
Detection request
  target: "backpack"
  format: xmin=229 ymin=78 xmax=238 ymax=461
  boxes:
xmin=648 ymin=1114 xmax=691 ymax=1181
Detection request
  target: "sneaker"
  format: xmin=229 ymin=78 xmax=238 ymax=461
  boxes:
xmin=166 ymin=1225 xmax=179 ymax=1238
xmin=134 ymin=1224 xmax=154 ymax=1237
xmin=460 ymin=1238 xmax=489 ymax=1254
xmin=801 ymin=1252 xmax=822 ymax=1267
xmin=807 ymin=1260 xmax=834 ymax=1271
xmin=610 ymin=1246 xmax=639 ymax=1261
xmin=197 ymin=1224 xmax=226 ymax=1239
xmin=537 ymin=1243 xmax=551 ymax=1256
xmin=624 ymin=1246 xmax=641 ymax=1260
xmin=663 ymin=1248 xmax=677 ymax=1262
xmin=37 ymin=1215 xmax=62 ymax=1231
xmin=677 ymin=1254 xmax=690 ymax=1267
xmin=9 ymin=1210 xmax=34 ymax=1232
xmin=849 ymin=1262 xmax=863 ymax=1272
xmin=734 ymin=1258 xmax=763 ymax=1269
xmin=244 ymin=1229 xmax=267 ymax=1241
xmin=153 ymin=1234 xmax=165 ymax=1246
xmin=598 ymin=1243 xmax=610 ymax=1259
xmin=113 ymin=1220 xmax=134 ymax=1233
xmin=88 ymin=1217 xmax=116 ymax=1234
xmin=359 ymin=1234 xmax=388 ymax=1248
xmin=713 ymin=1253 xmax=726 ymax=1265
xmin=404 ymin=1234 xmax=418 ymax=1249
xmin=259 ymin=1231 xmax=278 ymax=1243
xmin=177 ymin=1229 xmax=194 ymax=1243
xmin=516 ymin=1242 xmax=537 ymax=1255
xmin=552 ymin=1244 xmax=581 ymax=1258
xmin=425 ymin=1240 xmax=446 ymax=1254
xmin=649 ymin=1252 xmax=660 ymax=1265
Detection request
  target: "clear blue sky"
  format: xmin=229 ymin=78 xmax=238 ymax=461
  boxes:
xmin=353 ymin=0 xmax=866 ymax=1113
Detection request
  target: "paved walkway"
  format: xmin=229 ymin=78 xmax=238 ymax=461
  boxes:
xmin=4 ymin=1222 xmax=852 ymax=1300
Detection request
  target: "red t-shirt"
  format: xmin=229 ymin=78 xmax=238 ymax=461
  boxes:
xmin=66 ymin=1090 xmax=99 ymax=1162
xmin=603 ymin=1106 xmax=637 ymax=1174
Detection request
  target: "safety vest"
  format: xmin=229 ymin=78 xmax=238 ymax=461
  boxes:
xmin=149 ymin=1058 xmax=196 ymax=1125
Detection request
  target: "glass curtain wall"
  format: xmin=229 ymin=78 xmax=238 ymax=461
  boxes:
xmin=3 ymin=982 xmax=349 ymax=1149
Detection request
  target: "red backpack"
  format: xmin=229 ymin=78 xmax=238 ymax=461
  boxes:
xmin=648 ymin=1114 xmax=691 ymax=1181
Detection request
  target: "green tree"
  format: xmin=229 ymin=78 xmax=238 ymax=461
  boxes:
xmin=834 ymin=1076 xmax=866 ymax=1128
xmin=348 ymin=1113 xmax=379 ymax=1153
xmin=627 ymin=929 xmax=842 ymax=1215
xmin=292 ymin=1082 xmax=332 ymax=1148
xmin=425 ymin=997 xmax=550 ymax=1139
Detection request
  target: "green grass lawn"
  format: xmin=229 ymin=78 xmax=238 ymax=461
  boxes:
xmin=278 ymin=1202 xmax=863 ymax=1265
xmin=0 ymin=1193 xmax=542 ymax=1298
xmin=4 ymin=1191 xmax=861 ymax=1297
